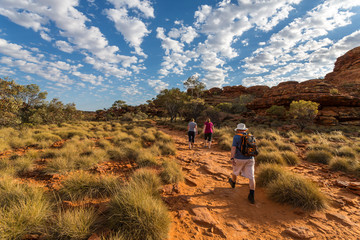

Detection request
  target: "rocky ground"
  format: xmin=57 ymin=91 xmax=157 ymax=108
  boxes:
xmin=159 ymin=126 xmax=360 ymax=240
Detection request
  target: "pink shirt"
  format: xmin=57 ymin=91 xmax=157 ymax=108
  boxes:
xmin=204 ymin=122 xmax=214 ymax=133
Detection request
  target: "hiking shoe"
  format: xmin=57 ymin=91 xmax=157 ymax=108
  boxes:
xmin=248 ymin=193 xmax=255 ymax=204
xmin=228 ymin=178 xmax=236 ymax=188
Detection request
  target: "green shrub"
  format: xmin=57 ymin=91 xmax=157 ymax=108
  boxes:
xmin=257 ymin=164 xmax=287 ymax=187
xmin=160 ymin=160 xmax=184 ymax=184
xmin=266 ymin=105 xmax=286 ymax=118
xmin=267 ymin=173 xmax=326 ymax=211
xmin=53 ymin=207 xmax=98 ymax=240
xmin=59 ymin=171 xmax=121 ymax=201
xmin=305 ymin=150 xmax=333 ymax=164
xmin=256 ymin=151 xmax=286 ymax=165
xmin=107 ymin=183 xmax=170 ymax=240
xmin=281 ymin=151 xmax=300 ymax=166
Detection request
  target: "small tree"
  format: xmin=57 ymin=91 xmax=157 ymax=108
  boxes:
xmin=216 ymin=102 xmax=232 ymax=113
xmin=266 ymin=105 xmax=286 ymax=119
xmin=182 ymin=98 xmax=207 ymax=121
xmin=153 ymin=88 xmax=187 ymax=122
xmin=288 ymin=100 xmax=320 ymax=131
xmin=183 ymin=75 xmax=206 ymax=98
xmin=231 ymin=94 xmax=254 ymax=114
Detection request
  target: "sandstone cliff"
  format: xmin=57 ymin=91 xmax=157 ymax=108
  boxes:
xmin=203 ymin=46 xmax=360 ymax=125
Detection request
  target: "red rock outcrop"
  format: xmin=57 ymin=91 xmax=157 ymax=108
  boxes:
xmin=203 ymin=46 xmax=360 ymax=125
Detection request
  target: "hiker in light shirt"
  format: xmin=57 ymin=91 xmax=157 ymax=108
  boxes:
xmin=187 ymin=118 xmax=197 ymax=149
xmin=203 ymin=118 xmax=214 ymax=149
xmin=228 ymin=123 xmax=256 ymax=204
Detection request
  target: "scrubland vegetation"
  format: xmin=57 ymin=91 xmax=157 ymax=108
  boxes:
xmin=0 ymin=121 xmax=181 ymax=239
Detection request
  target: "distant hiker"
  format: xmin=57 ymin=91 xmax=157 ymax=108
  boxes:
xmin=203 ymin=118 xmax=214 ymax=149
xmin=187 ymin=119 xmax=197 ymax=149
xmin=228 ymin=123 xmax=257 ymax=204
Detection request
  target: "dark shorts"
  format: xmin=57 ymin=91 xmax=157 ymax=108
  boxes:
xmin=204 ymin=133 xmax=212 ymax=141
xmin=188 ymin=131 xmax=195 ymax=143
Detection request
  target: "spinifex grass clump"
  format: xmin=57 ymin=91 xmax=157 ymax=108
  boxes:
xmin=52 ymin=207 xmax=98 ymax=240
xmin=107 ymin=181 xmax=171 ymax=240
xmin=155 ymin=140 xmax=176 ymax=156
xmin=59 ymin=171 xmax=121 ymax=201
xmin=281 ymin=151 xmax=300 ymax=166
xmin=257 ymin=163 xmax=287 ymax=187
xmin=329 ymin=158 xmax=353 ymax=172
xmin=256 ymin=151 xmax=286 ymax=165
xmin=160 ymin=159 xmax=184 ymax=184
xmin=336 ymin=146 xmax=356 ymax=159
xmin=131 ymin=169 xmax=162 ymax=198
xmin=0 ymin=176 xmax=52 ymax=239
xmin=305 ymin=150 xmax=333 ymax=164
xmin=217 ymin=133 xmax=232 ymax=151
xmin=267 ymin=173 xmax=327 ymax=211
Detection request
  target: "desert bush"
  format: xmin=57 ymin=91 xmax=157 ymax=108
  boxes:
xmin=267 ymin=173 xmax=326 ymax=211
xmin=160 ymin=160 xmax=184 ymax=184
xmin=305 ymin=150 xmax=333 ymax=164
xmin=256 ymin=151 xmax=286 ymax=165
xmin=281 ymin=151 xmax=300 ymax=166
xmin=257 ymin=163 xmax=287 ymax=187
xmin=53 ymin=207 xmax=98 ymax=240
xmin=289 ymin=100 xmax=319 ymax=132
xmin=336 ymin=146 xmax=356 ymax=159
xmin=59 ymin=171 xmax=121 ymax=201
xmin=266 ymin=105 xmax=286 ymax=119
xmin=107 ymin=182 xmax=170 ymax=240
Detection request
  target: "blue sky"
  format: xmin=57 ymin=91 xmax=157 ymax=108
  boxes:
xmin=0 ymin=0 xmax=360 ymax=111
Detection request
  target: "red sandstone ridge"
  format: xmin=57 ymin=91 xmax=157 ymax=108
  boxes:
xmin=203 ymin=46 xmax=360 ymax=125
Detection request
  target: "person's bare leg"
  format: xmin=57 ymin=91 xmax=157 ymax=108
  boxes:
xmin=208 ymin=141 xmax=212 ymax=149
xmin=231 ymin=173 xmax=237 ymax=183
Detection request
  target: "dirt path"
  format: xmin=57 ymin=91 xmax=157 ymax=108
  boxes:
xmin=158 ymin=126 xmax=360 ymax=240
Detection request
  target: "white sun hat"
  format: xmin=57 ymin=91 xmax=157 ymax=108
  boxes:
xmin=234 ymin=123 xmax=248 ymax=131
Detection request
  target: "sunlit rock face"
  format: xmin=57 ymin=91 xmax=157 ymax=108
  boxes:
xmin=203 ymin=46 xmax=360 ymax=125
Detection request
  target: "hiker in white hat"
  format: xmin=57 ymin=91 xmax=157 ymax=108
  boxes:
xmin=228 ymin=123 xmax=257 ymax=204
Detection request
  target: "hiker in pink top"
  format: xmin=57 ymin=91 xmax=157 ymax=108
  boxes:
xmin=203 ymin=118 xmax=214 ymax=148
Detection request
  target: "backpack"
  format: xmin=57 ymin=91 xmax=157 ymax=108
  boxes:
xmin=236 ymin=133 xmax=259 ymax=157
